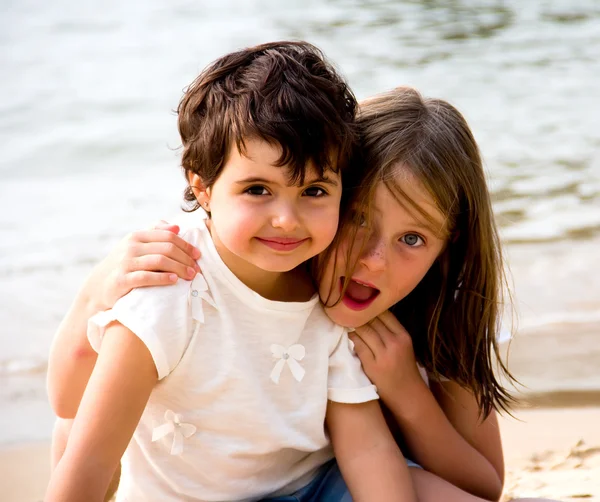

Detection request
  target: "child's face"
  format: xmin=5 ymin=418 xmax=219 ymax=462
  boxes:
xmin=195 ymin=138 xmax=342 ymax=278
xmin=319 ymin=170 xmax=447 ymax=328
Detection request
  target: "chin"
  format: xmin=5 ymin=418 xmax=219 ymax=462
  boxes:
xmin=324 ymin=305 xmax=371 ymax=329
xmin=254 ymin=257 xmax=306 ymax=273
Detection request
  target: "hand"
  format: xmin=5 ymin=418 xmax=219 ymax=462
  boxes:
xmin=85 ymin=221 xmax=201 ymax=310
xmin=350 ymin=311 xmax=424 ymax=401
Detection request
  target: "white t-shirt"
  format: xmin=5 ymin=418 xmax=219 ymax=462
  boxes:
xmin=88 ymin=217 xmax=378 ymax=502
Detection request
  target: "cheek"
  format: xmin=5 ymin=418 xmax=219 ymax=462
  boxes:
xmin=211 ymin=201 xmax=260 ymax=246
xmin=328 ymin=237 xmax=354 ymax=278
xmin=317 ymin=243 xmax=347 ymax=302
xmin=309 ymin=204 xmax=340 ymax=242
xmin=321 ymin=228 xmax=367 ymax=286
xmin=320 ymin=220 xmax=339 ymax=248
xmin=385 ymin=255 xmax=435 ymax=302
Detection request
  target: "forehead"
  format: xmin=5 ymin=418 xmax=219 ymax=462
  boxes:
xmin=373 ymin=168 xmax=447 ymax=236
xmin=232 ymin=138 xmax=283 ymax=166
xmin=225 ymin=138 xmax=340 ymax=184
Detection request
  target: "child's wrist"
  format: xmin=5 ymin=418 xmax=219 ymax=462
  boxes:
xmin=382 ymin=377 xmax=432 ymax=422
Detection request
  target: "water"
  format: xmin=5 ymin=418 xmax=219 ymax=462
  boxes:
xmin=1 ymin=0 xmax=599 ymax=445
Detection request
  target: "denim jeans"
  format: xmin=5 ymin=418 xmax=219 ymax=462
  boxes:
xmin=261 ymin=457 xmax=422 ymax=502
xmin=261 ymin=460 xmax=352 ymax=502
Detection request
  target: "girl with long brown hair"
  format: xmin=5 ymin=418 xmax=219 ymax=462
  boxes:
xmin=316 ymin=86 xmax=516 ymax=500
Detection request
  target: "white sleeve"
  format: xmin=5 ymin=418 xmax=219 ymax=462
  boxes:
xmin=327 ymin=328 xmax=379 ymax=404
xmin=87 ymin=278 xmax=195 ymax=380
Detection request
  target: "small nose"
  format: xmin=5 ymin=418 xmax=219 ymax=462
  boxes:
xmin=271 ymin=202 xmax=300 ymax=232
xmin=358 ymin=232 xmax=387 ymax=272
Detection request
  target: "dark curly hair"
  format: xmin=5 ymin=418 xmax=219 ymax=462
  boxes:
xmin=177 ymin=41 xmax=358 ymax=210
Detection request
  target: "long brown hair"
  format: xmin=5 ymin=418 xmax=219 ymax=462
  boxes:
xmin=339 ymin=87 xmax=515 ymax=417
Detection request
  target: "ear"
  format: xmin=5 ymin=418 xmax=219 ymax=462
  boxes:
xmin=188 ymin=173 xmax=211 ymax=211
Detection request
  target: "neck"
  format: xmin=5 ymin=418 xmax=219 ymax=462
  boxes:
xmin=208 ymin=222 xmax=314 ymax=302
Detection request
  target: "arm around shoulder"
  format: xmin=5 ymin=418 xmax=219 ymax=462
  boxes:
xmin=47 ymin=276 xmax=105 ymax=419
xmin=46 ymin=226 xmax=199 ymax=418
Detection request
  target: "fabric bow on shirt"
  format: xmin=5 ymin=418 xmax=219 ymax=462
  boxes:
xmin=270 ymin=344 xmax=306 ymax=384
xmin=152 ymin=410 xmax=197 ymax=456
xmin=190 ymin=273 xmax=217 ymax=323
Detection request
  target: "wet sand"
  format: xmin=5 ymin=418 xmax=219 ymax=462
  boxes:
xmin=503 ymin=321 xmax=600 ymax=395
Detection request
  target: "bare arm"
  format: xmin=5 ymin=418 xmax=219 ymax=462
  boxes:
xmin=47 ymin=285 xmax=102 ymax=419
xmin=433 ymin=380 xmax=504 ymax=482
xmin=47 ymin=224 xmax=199 ymax=418
xmin=384 ymin=378 xmax=504 ymax=501
xmin=351 ymin=311 xmax=503 ymax=501
xmin=327 ymin=400 xmax=417 ymax=502
xmin=45 ymin=322 xmax=157 ymax=502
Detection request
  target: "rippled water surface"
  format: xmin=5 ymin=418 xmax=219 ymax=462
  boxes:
xmin=1 ymin=0 xmax=599 ymax=444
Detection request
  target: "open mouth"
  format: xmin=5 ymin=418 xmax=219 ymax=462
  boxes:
xmin=340 ymin=277 xmax=380 ymax=311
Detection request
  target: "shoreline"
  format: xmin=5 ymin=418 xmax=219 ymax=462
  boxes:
xmin=516 ymin=389 xmax=600 ymax=409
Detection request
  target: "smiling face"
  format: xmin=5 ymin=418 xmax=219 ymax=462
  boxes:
xmin=319 ymin=167 xmax=448 ymax=328
xmin=191 ymin=138 xmax=342 ymax=290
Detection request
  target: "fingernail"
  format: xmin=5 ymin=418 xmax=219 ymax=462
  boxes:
xmin=192 ymin=247 xmax=201 ymax=259
xmin=187 ymin=267 xmax=196 ymax=278
xmin=169 ymin=274 xmax=178 ymax=282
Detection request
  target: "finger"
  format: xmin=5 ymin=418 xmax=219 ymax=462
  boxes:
xmin=353 ymin=323 xmax=386 ymax=355
xmin=155 ymin=223 xmax=180 ymax=233
xmin=122 ymin=270 xmax=180 ymax=290
xmin=149 ymin=220 xmax=177 ymax=230
xmin=130 ymin=254 xmax=197 ymax=280
xmin=137 ymin=241 xmax=201 ymax=272
xmin=376 ymin=310 xmax=408 ymax=336
xmin=348 ymin=332 xmax=375 ymax=364
xmin=128 ymin=230 xmax=201 ymax=260
xmin=373 ymin=313 xmax=414 ymax=355
xmin=367 ymin=317 xmax=395 ymax=346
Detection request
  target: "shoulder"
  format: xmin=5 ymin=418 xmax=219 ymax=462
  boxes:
xmin=180 ymin=226 xmax=205 ymax=248
xmin=304 ymin=303 xmax=345 ymax=349
xmin=123 ymin=273 xmax=193 ymax=308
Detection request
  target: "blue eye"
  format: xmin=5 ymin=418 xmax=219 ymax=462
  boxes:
xmin=245 ymin=185 xmax=269 ymax=196
xmin=303 ymin=186 xmax=327 ymax=197
xmin=401 ymin=233 xmax=424 ymax=247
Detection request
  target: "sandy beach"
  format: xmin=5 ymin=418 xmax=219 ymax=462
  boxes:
xmin=501 ymin=404 xmax=600 ymax=501
xmin=2 ymin=402 xmax=599 ymax=502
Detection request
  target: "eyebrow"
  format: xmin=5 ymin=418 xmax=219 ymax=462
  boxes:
xmin=235 ymin=176 xmax=339 ymax=187
xmin=371 ymin=205 xmax=447 ymax=235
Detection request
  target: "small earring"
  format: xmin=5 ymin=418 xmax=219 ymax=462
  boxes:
xmin=203 ymin=201 xmax=209 ymax=211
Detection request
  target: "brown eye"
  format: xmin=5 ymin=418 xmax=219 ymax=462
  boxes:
xmin=245 ymin=185 xmax=269 ymax=196
xmin=303 ymin=186 xmax=327 ymax=197
xmin=350 ymin=209 xmax=367 ymax=227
